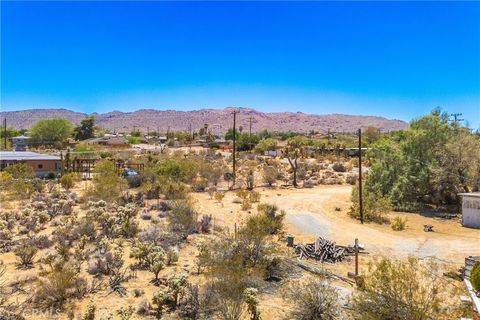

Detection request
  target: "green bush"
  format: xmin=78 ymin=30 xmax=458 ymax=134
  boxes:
xmin=471 ymin=262 xmax=480 ymax=293
xmin=391 ymin=216 xmax=407 ymax=231
xmin=349 ymin=183 xmax=391 ymax=224
xmin=60 ymin=173 xmax=76 ymax=190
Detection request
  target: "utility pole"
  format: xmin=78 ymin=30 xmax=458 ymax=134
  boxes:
xmin=249 ymin=116 xmax=252 ymax=136
xmin=450 ymin=113 xmax=464 ymax=124
xmin=358 ymin=128 xmax=363 ymax=224
xmin=3 ymin=118 xmax=6 ymax=150
xmin=232 ymin=109 xmax=238 ymax=188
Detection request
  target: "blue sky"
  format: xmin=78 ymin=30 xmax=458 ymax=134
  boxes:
xmin=1 ymin=1 xmax=479 ymax=127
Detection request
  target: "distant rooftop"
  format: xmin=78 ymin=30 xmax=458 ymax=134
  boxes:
xmin=0 ymin=151 xmax=61 ymax=161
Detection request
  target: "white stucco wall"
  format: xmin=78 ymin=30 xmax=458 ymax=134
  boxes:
xmin=461 ymin=194 xmax=480 ymax=229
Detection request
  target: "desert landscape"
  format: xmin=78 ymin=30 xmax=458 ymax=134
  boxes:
xmin=2 ymin=1 xmax=479 ymax=319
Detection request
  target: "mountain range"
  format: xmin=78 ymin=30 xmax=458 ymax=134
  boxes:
xmin=0 ymin=107 xmax=408 ymax=134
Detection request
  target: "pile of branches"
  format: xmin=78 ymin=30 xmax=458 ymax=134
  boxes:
xmin=293 ymin=237 xmax=355 ymax=263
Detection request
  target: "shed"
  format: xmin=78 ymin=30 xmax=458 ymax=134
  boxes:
xmin=458 ymin=193 xmax=480 ymax=229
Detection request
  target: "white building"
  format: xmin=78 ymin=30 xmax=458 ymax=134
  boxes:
xmin=459 ymin=193 xmax=480 ymax=229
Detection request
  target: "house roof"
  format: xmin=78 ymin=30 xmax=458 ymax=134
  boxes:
xmin=459 ymin=193 xmax=480 ymax=198
xmin=0 ymin=151 xmax=61 ymax=161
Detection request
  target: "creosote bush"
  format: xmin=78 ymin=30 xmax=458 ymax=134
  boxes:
xmin=283 ymin=279 xmax=341 ymax=320
xmin=351 ymin=257 xmax=445 ymax=320
xmin=391 ymin=216 xmax=408 ymax=231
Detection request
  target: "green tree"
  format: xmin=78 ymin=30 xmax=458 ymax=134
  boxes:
xmin=74 ymin=116 xmax=95 ymax=141
xmin=30 ymin=118 xmax=74 ymax=146
xmin=254 ymin=138 xmax=277 ymax=154
xmin=364 ymin=110 xmax=480 ymax=211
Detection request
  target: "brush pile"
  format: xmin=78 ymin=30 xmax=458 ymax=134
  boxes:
xmin=293 ymin=237 xmax=355 ymax=263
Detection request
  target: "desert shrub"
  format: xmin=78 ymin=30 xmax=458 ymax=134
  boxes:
xmin=214 ymin=192 xmax=225 ymax=203
xmin=14 ymin=242 xmax=38 ymax=269
xmin=167 ymin=200 xmax=198 ymax=236
xmin=241 ymin=199 xmax=252 ymax=211
xmin=34 ymin=262 xmax=86 ymax=308
xmin=262 ymin=165 xmax=278 ymax=186
xmin=351 ymin=257 xmax=444 ymax=320
xmin=85 ymin=160 xmax=127 ymax=202
xmin=192 ymin=176 xmax=208 ymax=192
xmin=82 ymin=301 xmax=96 ymax=320
xmin=200 ymin=214 xmax=212 ymax=233
xmin=471 ymin=262 xmax=480 ymax=292
xmin=30 ymin=235 xmax=54 ymax=249
xmin=149 ymin=251 xmax=167 ymax=283
xmin=4 ymin=164 xmax=36 ymax=199
xmin=332 ymin=162 xmax=347 ymax=172
xmin=152 ymin=285 xmax=175 ymax=318
xmin=87 ymin=248 xmax=124 ymax=276
xmin=346 ymin=174 xmax=358 ymax=185
xmin=156 ymin=158 xmax=197 ymax=183
xmin=349 ymin=184 xmax=391 ymax=224
xmin=256 ymin=203 xmax=286 ymax=235
xmin=166 ymin=249 xmax=179 ymax=265
xmin=116 ymin=306 xmax=135 ymax=320
xmin=45 ymin=171 xmax=56 ymax=180
xmin=60 ymin=173 xmax=77 ymax=190
xmin=160 ymin=178 xmax=189 ymax=200
xmin=283 ymin=279 xmax=341 ymax=320
xmin=249 ymin=191 xmax=261 ymax=203
xmin=244 ymin=288 xmax=261 ymax=320
xmin=151 ymin=274 xmax=188 ymax=315
xmin=391 ymin=216 xmax=408 ymax=231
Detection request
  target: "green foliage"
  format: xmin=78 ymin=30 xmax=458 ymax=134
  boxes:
xmin=471 ymin=262 xmax=480 ymax=292
xmin=391 ymin=216 xmax=408 ymax=231
xmin=156 ymin=158 xmax=197 ymax=183
xmin=4 ymin=164 xmax=36 ymax=198
xmin=34 ymin=262 xmax=86 ymax=308
xmin=365 ymin=110 xmax=480 ymax=210
xmin=74 ymin=116 xmax=95 ymax=141
xmin=243 ymin=288 xmax=260 ymax=320
xmin=60 ymin=173 xmax=77 ymax=190
xmin=0 ymin=127 xmax=21 ymax=150
xmin=30 ymin=118 xmax=74 ymax=146
xmin=254 ymin=138 xmax=277 ymax=154
xmin=167 ymin=200 xmax=198 ymax=235
xmin=86 ymin=160 xmax=127 ymax=202
xmin=351 ymin=257 xmax=443 ymax=320
xmin=127 ymin=136 xmax=140 ymax=144
xmin=349 ymin=183 xmax=391 ymax=224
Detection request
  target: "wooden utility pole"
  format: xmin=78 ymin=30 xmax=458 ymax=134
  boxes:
xmin=3 ymin=118 xmax=6 ymax=150
xmin=232 ymin=109 xmax=238 ymax=188
xmin=249 ymin=116 xmax=252 ymax=136
xmin=358 ymin=128 xmax=364 ymax=224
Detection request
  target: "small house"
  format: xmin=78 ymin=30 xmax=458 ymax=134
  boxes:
xmin=0 ymin=151 xmax=63 ymax=177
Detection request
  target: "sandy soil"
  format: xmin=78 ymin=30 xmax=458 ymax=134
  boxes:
xmin=194 ymin=185 xmax=480 ymax=265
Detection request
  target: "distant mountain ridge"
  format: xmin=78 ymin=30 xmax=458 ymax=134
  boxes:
xmin=0 ymin=107 xmax=408 ymax=134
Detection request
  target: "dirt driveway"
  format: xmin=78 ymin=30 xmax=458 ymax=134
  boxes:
xmin=257 ymin=185 xmax=480 ymax=266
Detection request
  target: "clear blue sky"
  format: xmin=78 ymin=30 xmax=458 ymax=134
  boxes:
xmin=1 ymin=1 xmax=479 ymax=128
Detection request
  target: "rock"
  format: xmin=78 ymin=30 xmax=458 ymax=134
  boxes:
xmin=303 ymin=179 xmax=315 ymax=188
